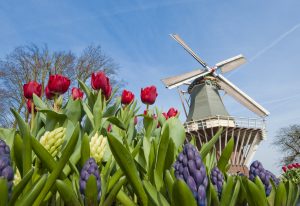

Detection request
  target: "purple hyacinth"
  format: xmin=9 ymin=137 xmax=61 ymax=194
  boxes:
xmin=0 ymin=140 xmax=10 ymax=157
xmin=0 ymin=140 xmax=13 ymax=195
xmin=249 ymin=160 xmax=275 ymax=196
xmin=210 ymin=167 xmax=224 ymax=197
xmin=80 ymin=158 xmax=101 ymax=202
xmin=174 ymin=144 xmax=207 ymax=206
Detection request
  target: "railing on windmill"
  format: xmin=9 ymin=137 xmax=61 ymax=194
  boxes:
xmin=184 ymin=115 xmax=266 ymax=132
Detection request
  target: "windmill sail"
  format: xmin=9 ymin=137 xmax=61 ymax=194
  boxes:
xmin=215 ymin=54 xmax=246 ymax=73
xmin=161 ymin=69 xmax=206 ymax=89
xmin=215 ymin=74 xmax=270 ymax=117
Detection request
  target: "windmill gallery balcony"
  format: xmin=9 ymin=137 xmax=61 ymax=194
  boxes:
xmin=184 ymin=115 xmax=267 ymax=175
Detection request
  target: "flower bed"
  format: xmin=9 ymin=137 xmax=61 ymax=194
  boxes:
xmin=0 ymin=71 xmax=299 ymax=205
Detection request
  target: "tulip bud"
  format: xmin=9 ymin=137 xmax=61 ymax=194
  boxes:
xmin=167 ymin=107 xmax=178 ymax=118
xmin=288 ymin=164 xmax=293 ymax=170
xmin=39 ymin=127 xmax=66 ymax=157
xmin=140 ymin=86 xmax=158 ymax=105
xmin=71 ymin=87 xmax=84 ymax=100
xmin=91 ymin=71 xmax=112 ymax=99
xmin=121 ymin=90 xmax=134 ymax=105
xmin=90 ymin=133 xmax=108 ymax=164
xmin=47 ymin=74 xmax=70 ymax=95
xmin=23 ymin=81 xmax=42 ymax=99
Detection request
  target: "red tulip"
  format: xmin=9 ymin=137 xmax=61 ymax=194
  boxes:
xmin=121 ymin=90 xmax=135 ymax=105
xmin=296 ymin=163 xmax=300 ymax=168
xmin=140 ymin=86 xmax=158 ymax=105
xmin=288 ymin=164 xmax=293 ymax=169
xmin=47 ymin=74 xmax=70 ymax=95
xmin=167 ymin=107 xmax=178 ymax=118
xmin=162 ymin=112 xmax=168 ymax=120
xmin=26 ymin=99 xmax=36 ymax=113
xmin=45 ymin=85 xmax=55 ymax=100
xmin=91 ymin=71 xmax=112 ymax=99
xmin=71 ymin=87 xmax=84 ymax=100
xmin=282 ymin=166 xmax=287 ymax=173
xmin=134 ymin=116 xmax=138 ymax=125
xmin=23 ymin=81 xmax=42 ymax=99
xmin=292 ymin=163 xmax=297 ymax=168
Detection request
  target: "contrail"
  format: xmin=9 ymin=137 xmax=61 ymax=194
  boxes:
xmin=228 ymin=23 xmax=300 ymax=77
xmin=249 ymin=23 xmax=300 ymax=62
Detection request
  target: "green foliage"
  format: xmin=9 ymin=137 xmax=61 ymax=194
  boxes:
xmin=0 ymin=79 xmax=299 ymax=206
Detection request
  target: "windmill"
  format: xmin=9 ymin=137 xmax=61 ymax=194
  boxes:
xmin=161 ymin=34 xmax=269 ymax=174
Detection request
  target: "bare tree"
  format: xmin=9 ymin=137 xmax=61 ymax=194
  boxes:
xmin=273 ymin=124 xmax=300 ymax=165
xmin=0 ymin=44 xmax=122 ymax=127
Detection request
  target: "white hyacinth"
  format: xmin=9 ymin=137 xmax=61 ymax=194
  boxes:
xmin=40 ymin=127 xmax=66 ymax=157
xmin=90 ymin=132 xmax=108 ymax=164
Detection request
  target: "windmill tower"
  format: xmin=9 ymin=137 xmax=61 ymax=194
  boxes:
xmin=161 ymin=34 xmax=269 ymax=174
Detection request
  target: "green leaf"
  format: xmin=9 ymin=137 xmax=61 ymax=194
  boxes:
xmin=9 ymin=168 xmax=34 ymax=206
xmin=200 ymin=128 xmax=223 ymax=159
xmin=0 ymin=127 xmax=15 ymax=149
xmin=81 ymin=102 xmax=95 ymax=128
xmin=143 ymin=180 xmax=170 ymax=206
xmin=209 ymin=182 xmax=220 ymax=206
xmin=56 ymin=180 xmax=81 ymax=206
xmin=244 ymin=178 xmax=268 ymax=206
xmin=220 ymin=175 xmax=235 ymax=206
xmin=0 ymin=178 xmax=8 ymax=206
xmin=107 ymin=116 xmax=126 ymax=130
xmin=80 ymin=133 xmax=90 ymax=167
xmin=217 ymin=137 xmax=234 ymax=173
xmin=93 ymin=90 xmax=103 ymax=130
xmin=116 ymin=189 xmax=137 ymax=206
xmin=254 ymin=177 xmax=266 ymax=197
xmin=103 ymin=177 xmax=127 ymax=206
xmin=32 ymin=94 xmax=48 ymax=110
xmin=64 ymin=98 xmax=83 ymax=124
xmin=164 ymin=140 xmax=175 ymax=172
xmin=155 ymin=124 xmax=170 ymax=187
xmin=39 ymin=109 xmax=67 ymax=131
xmin=275 ymin=181 xmax=287 ymax=206
xmin=164 ymin=170 xmax=174 ymax=201
xmin=143 ymin=115 xmax=156 ymax=138
xmin=172 ymin=180 xmax=197 ymax=206
xmin=107 ymin=133 xmax=148 ymax=206
xmin=103 ymin=98 xmax=120 ymax=118
xmin=33 ymin=124 xmax=79 ymax=206
xmin=164 ymin=117 xmax=185 ymax=149
xmin=11 ymin=109 xmax=32 ymax=176
xmin=229 ymin=178 xmax=241 ymax=206
xmin=85 ymin=175 xmax=98 ymax=206
xmin=78 ymin=79 xmax=93 ymax=103
xmin=13 ymin=134 xmax=23 ymax=175
xmin=15 ymin=174 xmax=47 ymax=206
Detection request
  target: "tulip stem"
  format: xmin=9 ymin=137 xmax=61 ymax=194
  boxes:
xmin=31 ymin=102 xmax=35 ymax=131
xmin=146 ymin=104 xmax=149 ymax=111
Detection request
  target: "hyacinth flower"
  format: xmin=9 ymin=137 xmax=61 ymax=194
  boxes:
xmin=210 ymin=167 xmax=224 ymax=197
xmin=0 ymin=140 xmax=14 ymax=195
xmin=39 ymin=127 xmax=66 ymax=157
xmin=90 ymin=133 xmax=108 ymax=164
xmin=174 ymin=143 xmax=208 ymax=206
xmin=249 ymin=160 xmax=280 ymax=196
xmin=80 ymin=158 xmax=101 ymax=204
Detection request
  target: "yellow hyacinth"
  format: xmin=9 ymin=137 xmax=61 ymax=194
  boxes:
xmin=40 ymin=127 xmax=66 ymax=157
xmin=90 ymin=133 xmax=108 ymax=164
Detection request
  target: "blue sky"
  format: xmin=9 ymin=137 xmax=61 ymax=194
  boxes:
xmin=1 ymin=0 xmax=300 ymax=174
